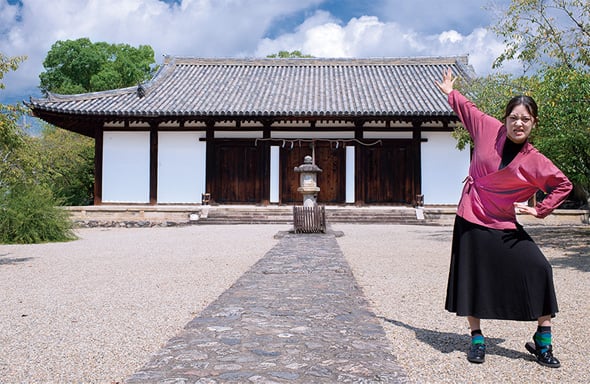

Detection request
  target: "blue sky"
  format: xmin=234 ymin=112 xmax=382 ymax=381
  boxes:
xmin=0 ymin=0 xmax=515 ymax=105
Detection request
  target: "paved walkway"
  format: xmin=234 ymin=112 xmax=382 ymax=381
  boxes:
xmin=126 ymin=230 xmax=408 ymax=383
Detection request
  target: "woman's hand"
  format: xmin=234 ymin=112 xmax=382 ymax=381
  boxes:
xmin=514 ymin=202 xmax=538 ymax=217
xmin=435 ymin=68 xmax=457 ymax=95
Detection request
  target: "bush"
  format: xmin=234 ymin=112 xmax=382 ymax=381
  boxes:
xmin=38 ymin=126 xmax=95 ymax=206
xmin=0 ymin=183 xmax=77 ymax=244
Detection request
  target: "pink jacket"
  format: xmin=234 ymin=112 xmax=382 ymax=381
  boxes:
xmin=448 ymin=90 xmax=573 ymax=230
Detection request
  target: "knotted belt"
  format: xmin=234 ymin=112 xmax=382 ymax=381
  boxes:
xmin=462 ymin=175 xmax=474 ymax=194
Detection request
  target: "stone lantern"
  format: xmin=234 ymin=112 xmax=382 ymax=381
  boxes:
xmin=294 ymin=155 xmax=322 ymax=207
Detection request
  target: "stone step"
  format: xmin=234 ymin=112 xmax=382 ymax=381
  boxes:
xmin=198 ymin=206 xmax=439 ymax=225
xmin=66 ymin=205 xmax=588 ymax=228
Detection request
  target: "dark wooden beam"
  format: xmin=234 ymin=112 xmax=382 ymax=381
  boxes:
xmin=260 ymin=122 xmax=272 ymax=205
xmin=205 ymin=121 xmax=215 ymax=204
xmin=149 ymin=124 xmax=158 ymax=205
xmin=354 ymin=121 xmax=363 ymax=205
xmin=412 ymin=121 xmax=422 ymax=206
xmin=93 ymin=126 xmax=104 ymax=205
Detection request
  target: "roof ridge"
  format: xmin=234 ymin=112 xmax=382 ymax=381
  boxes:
xmin=28 ymin=87 xmax=136 ymax=103
xmin=167 ymin=56 xmax=469 ymax=67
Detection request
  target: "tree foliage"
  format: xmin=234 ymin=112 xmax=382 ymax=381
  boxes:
xmin=0 ymin=104 xmax=34 ymax=189
xmin=0 ymin=53 xmax=26 ymax=90
xmin=1 ymin=54 xmax=38 ymax=192
xmin=267 ymin=50 xmax=314 ymax=58
xmin=532 ymin=66 xmax=590 ymax=199
xmin=37 ymin=126 xmax=95 ymax=206
xmin=39 ymin=38 xmax=156 ymax=95
xmin=491 ymin=0 xmax=590 ymax=70
xmin=1 ymin=54 xmax=76 ymax=243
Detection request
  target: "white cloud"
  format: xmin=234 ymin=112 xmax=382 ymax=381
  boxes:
xmin=0 ymin=0 xmax=519 ymax=102
xmin=256 ymin=15 xmax=426 ymax=58
xmin=0 ymin=2 xmax=19 ymax=34
xmin=439 ymin=30 xmax=463 ymax=44
xmin=256 ymin=14 xmax=513 ymax=76
xmin=0 ymin=0 xmax=321 ymax=100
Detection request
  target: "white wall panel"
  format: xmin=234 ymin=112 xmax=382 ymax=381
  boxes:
xmin=421 ymin=132 xmax=470 ymax=205
xmin=270 ymin=146 xmax=280 ymax=203
xmin=157 ymin=132 xmax=206 ymax=203
xmin=102 ymin=132 xmax=150 ymax=203
xmin=346 ymin=146 xmax=355 ymax=203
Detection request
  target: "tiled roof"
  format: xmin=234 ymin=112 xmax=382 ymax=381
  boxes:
xmin=28 ymin=56 xmax=476 ymax=120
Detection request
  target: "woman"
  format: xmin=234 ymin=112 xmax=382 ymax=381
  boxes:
xmin=435 ymin=69 xmax=572 ymax=368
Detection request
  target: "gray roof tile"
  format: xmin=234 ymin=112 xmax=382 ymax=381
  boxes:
xmin=29 ymin=56 xmax=476 ymax=119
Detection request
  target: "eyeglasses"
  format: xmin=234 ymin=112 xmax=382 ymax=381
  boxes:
xmin=507 ymin=115 xmax=533 ymax=124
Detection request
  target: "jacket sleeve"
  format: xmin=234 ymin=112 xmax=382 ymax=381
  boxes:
xmin=523 ymin=154 xmax=573 ymax=218
xmin=447 ymin=90 xmax=500 ymax=140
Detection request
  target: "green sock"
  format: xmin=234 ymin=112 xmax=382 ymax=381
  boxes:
xmin=471 ymin=330 xmax=484 ymax=345
xmin=534 ymin=326 xmax=552 ymax=352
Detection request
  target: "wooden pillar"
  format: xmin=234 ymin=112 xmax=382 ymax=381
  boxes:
xmin=412 ymin=121 xmax=423 ymax=206
xmin=205 ymin=121 xmax=215 ymax=204
xmin=354 ymin=120 xmax=364 ymax=205
xmin=260 ymin=121 xmax=272 ymax=206
xmin=149 ymin=123 xmax=158 ymax=205
xmin=93 ymin=126 xmax=103 ymax=205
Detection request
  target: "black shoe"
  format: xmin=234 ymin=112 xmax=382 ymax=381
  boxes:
xmin=467 ymin=343 xmax=485 ymax=363
xmin=525 ymin=342 xmax=561 ymax=368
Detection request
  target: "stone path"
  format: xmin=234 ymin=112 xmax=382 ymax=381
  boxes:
xmin=126 ymin=230 xmax=408 ymax=383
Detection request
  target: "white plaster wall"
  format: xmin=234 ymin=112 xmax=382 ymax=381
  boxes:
xmin=421 ymin=132 xmax=470 ymax=205
xmin=270 ymin=146 xmax=280 ymax=203
xmin=157 ymin=132 xmax=206 ymax=203
xmin=102 ymin=131 xmax=150 ymax=203
xmin=346 ymin=146 xmax=355 ymax=203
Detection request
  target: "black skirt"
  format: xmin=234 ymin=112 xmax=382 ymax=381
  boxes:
xmin=445 ymin=215 xmax=558 ymax=321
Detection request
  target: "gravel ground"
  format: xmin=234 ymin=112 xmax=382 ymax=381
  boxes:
xmin=337 ymin=224 xmax=590 ymax=384
xmin=0 ymin=225 xmax=284 ymax=383
xmin=0 ymin=223 xmax=588 ymax=383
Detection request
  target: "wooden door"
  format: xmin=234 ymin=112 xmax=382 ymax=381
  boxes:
xmin=281 ymin=142 xmax=346 ymax=204
xmin=358 ymin=140 xmax=415 ymax=204
xmin=209 ymin=140 xmax=263 ymax=203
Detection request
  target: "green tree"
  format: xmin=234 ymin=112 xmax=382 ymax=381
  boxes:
xmin=1 ymin=53 xmax=76 ymax=244
xmin=533 ymin=65 xmax=590 ymax=203
xmin=267 ymin=50 xmax=314 ymax=58
xmin=0 ymin=53 xmax=26 ymax=90
xmin=491 ymin=0 xmax=589 ymax=70
xmin=39 ymin=38 xmax=156 ymax=95
xmin=1 ymin=54 xmax=30 ymax=188
xmin=37 ymin=126 xmax=95 ymax=206
xmin=0 ymin=104 xmax=33 ymax=189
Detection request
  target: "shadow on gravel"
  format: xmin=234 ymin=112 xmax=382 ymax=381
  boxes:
xmin=409 ymin=228 xmax=452 ymax=243
xmin=380 ymin=317 xmax=532 ymax=362
xmin=528 ymin=227 xmax=590 ymax=273
xmin=0 ymin=253 xmax=34 ymax=266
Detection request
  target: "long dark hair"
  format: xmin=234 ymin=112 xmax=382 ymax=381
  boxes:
xmin=502 ymin=95 xmax=538 ymax=121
